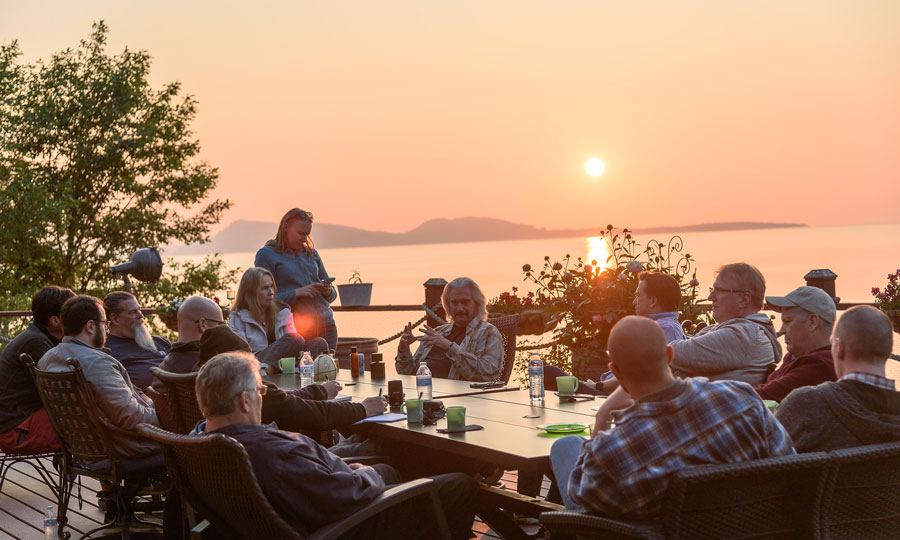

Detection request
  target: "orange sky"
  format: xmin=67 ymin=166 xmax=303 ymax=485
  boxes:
xmin=3 ymin=1 xmax=899 ymax=233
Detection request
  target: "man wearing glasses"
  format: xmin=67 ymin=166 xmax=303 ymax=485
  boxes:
xmin=154 ymin=295 xmax=227 ymax=380
xmin=38 ymin=295 xmax=159 ymax=458
xmin=669 ymin=262 xmax=781 ymax=385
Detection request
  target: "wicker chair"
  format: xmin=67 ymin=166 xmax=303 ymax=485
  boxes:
xmin=819 ymin=441 xmax=900 ymax=540
xmin=150 ymin=367 xmax=203 ymax=434
xmin=138 ymin=423 xmax=452 ymax=540
xmin=489 ymin=314 xmax=520 ymax=384
xmin=28 ymin=357 xmax=166 ymax=539
xmin=540 ymin=451 xmax=831 ymax=540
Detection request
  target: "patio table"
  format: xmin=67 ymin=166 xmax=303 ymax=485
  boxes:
xmin=264 ymin=372 xmax=604 ymax=539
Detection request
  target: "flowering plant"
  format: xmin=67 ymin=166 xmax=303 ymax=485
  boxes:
xmin=487 ymin=287 xmax=551 ymax=315
xmin=156 ymin=297 xmax=184 ymax=316
xmin=872 ymin=270 xmax=900 ymax=311
xmin=512 ymin=225 xmax=711 ymax=380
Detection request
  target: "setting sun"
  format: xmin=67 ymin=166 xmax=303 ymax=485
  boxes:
xmin=585 ymin=158 xmax=605 ymax=177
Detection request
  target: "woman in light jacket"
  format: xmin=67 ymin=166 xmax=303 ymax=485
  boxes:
xmin=229 ymin=267 xmax=328 ymax=373
xmin=255 ymin=208 xmax=338 ymax=350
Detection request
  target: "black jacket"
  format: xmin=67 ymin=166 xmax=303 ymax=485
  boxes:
xmin=0 ymin=322 xmax=59 ymax=433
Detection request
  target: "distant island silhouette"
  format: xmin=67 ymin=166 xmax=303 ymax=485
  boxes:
xmin=166 ymin=218 xmax=806 ymax=255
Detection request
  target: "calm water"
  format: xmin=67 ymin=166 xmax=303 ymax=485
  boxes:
xmin=172 ymin=222 xmax=900 ymax=378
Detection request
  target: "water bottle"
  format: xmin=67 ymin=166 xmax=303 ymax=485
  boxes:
xmin=416 ymin=362 xmax=433 ymax=400
xmin=357 ymin=351 xmax=365 ymax=376
xmin=44 ymin=506 xmax=57 ymax=540
xmin=299 ymin=351 xmax=314 ymax=388
xmin=528 ymin=352 xmax=544 ymax=403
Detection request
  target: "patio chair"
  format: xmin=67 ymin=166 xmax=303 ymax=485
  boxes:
xmin=490 ymin=314 xmax=520 ymax=384
xmin=138 ymin=423 xmax=452 ymax=540
xmin=149 ymin=367 xmax=203 ymax=434
xmin=145 ymin=384 xmax=180 ymax=434
xmin=539 ymin=451 xmax=831 ymax=540
xmin=819 ymin=441 xmax=900 ymax=540
xmin=28 ymin=356 xmax=166 ymax=539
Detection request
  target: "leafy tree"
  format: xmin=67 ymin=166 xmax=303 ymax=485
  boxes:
xmin=0 ymin=21 xmax=231 ymax=307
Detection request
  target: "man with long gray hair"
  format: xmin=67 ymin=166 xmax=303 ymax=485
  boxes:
xmin=104 ymin=291 xmax=171 ymax=390
xmin=395 ymin=277 xmax=504 ymax=381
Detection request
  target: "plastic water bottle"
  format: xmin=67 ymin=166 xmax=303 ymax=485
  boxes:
xmin=416 ymin=362 xmax=433 ymax=400
xmin=299 ymin=351 xmax=314 ymax=388
xmin=357 ymin=351 xmax=365 ymax=376
xmin=529 ymin=352 xmax=544 ymax=403
xmin=44 ymin=506 xmax=57 ymax=540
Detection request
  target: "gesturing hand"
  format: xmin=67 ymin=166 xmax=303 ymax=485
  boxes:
xmin=418 ymin=325 xmax=452 ymax=350
xmin=398 ymin=322 xmax=415 ymax=348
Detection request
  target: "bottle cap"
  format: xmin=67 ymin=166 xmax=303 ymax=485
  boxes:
xmin=371 ymin=353 xmax=383 ymax=363
xmin=351 ymin=346 xmax=358 ymax=353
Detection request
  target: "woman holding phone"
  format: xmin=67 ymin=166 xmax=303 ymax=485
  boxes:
xmin=229 ymin=267 xmax=329 ymax=373
xmin=255 ymin=208 xmax=339 ymax=350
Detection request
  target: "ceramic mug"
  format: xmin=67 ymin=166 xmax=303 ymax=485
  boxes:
xmin=446 ymin=406 xmax=466 ymax=432
xmin=556 ymin=376 xmax=578 ymax=395
xmin=401 ymin=398 xmax=424 ymax=423
xmin=278 ymin=357 xmax=296 ymax=374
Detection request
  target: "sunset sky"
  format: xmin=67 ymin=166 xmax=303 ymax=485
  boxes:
xmin=3 ymin=1 xmax=898 ymax=234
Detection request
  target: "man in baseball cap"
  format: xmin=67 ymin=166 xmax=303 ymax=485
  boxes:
xmin=754 ymin=286 xmax=837 ymax=402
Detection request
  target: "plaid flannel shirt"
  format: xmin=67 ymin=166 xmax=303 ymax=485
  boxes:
xmin=840 ymin=372 xmax=896 ymax=391
xmin=569 ymin=377 xmax=795 ymax=518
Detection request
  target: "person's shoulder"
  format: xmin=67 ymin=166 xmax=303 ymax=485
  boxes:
xmin=780 ymin=381 xmax=835 ymax=409
xmin=255 ymin=242 xmax=280 ymax=261
xmin=152 ymin=335 xmax=172 ymax=350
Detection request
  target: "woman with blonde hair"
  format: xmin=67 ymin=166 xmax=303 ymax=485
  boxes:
xmin=229 ymin=267 xmax=328 ymax=373
xmin=255 ymin=209 xmax=339 ymax=350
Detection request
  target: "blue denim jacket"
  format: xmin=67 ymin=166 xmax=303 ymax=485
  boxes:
xmin=255 ymin=242 xmax=337 ymax=325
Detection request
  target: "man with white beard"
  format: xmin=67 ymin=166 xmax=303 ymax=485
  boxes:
xmin=104 ymin=291 xmax=171 ymax=390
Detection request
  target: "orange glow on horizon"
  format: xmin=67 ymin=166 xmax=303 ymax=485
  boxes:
xmin=586 ymin=237 xmax=612 ymax=271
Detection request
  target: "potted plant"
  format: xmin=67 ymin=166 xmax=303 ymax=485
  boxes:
xmin=337 ymin=271 xmax=373 ymax=307
xmin=872 ymin=269 xmax=900 ymax=333
xmin=156 ymin=297 xmax=183 ymax=332
xmin=487 ymin=287 xmax=557 ymax=335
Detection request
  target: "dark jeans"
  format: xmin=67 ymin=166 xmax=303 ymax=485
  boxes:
xmin=344 ymin=464 xmax=476 ymax=540
xmin=257 ymin=334 xmax=329 ymax=373
xmin=317 ymin=320 xmax=338 ymax=351
xmin=543 ymin=365 xmax=603 ymax=396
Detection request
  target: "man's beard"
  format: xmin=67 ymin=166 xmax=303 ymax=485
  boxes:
xmin=133 ymin=321 xmax=158 ymax=352
xmin=92 ymin=329 xmax=105 ymax=349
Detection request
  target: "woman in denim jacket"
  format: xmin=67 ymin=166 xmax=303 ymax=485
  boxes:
xmin=255 ymin=209 xmax=338 ymax=350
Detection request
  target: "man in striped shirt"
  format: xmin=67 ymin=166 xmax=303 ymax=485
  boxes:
xmin=550 ymin=316 xmax=794 ymax=517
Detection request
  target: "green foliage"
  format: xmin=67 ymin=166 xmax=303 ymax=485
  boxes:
xmin=510 ymin=226 xmax=713 ymax=381
xmin=0 ymin=21 xmax=231 ymax=304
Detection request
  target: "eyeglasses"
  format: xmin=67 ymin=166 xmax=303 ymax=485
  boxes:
xmin=708 ymin=287 xmax=748 ymax=295
xmin=94 ymin=319 xmax=110 ymax=330
xmin=256 ymin=384 xmax=267 ymax=396
xmin=196 ymin=317 xmax=226 ymax=326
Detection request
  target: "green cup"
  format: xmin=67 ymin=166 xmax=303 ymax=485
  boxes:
xmin=401 ymin=399 xmax=424 ymax=423
xmin=763 ymin=400 xmax=779 ymax=413
xmin=278 ymin=357 xmax=296 ymax=374
xmin=556 ymin=376 xmax=578 ymax=395
xmin=446 ymin=406 xmax=466 ymax=432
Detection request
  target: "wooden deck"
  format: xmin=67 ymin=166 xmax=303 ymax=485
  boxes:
xmin=0 ymin=456 xmax=548 ymax=539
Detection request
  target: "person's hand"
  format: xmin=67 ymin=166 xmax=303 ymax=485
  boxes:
xmin=362 ymin=396 xmax=388 ymax=417
xmin=398 ymin=322 xmax=415 ymax=348
xmin=294 ymin=284 xmax=319 ymax=300
xmin=600 ymin=377 xmax=620 ymax=394
xmin=418 ymin=325 xmax=452 ymax=350
xmin=591 ymin=387 xmax=634 ymax=438
xmin=347 ymin=462 xmax=373 ymax=472
xmin=312 ymin=282 xmax=331 ymax=296
xmin=322 ymin=380 xmax=342 ymax=399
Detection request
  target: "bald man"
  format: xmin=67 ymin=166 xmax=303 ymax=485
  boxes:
xmin=550 ymin=316 xmax=794 ymax=517
xmin=776 ymin=306 xmax=900 ymax=452
xmin=153 ymin=296 xmax=226 ymax=382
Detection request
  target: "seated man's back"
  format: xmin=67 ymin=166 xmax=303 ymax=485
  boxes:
xmin=776 ymin=306 xmax=900 ymax=452
xmin=553 ymin=316 xmax=794 ymax=518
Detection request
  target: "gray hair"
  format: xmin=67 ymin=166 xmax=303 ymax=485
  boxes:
xmin=195 ymin=352 xmax=259 ymax=417
xmin=442 ymin=277 xmax=487 ymax=322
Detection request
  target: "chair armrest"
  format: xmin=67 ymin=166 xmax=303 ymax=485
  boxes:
xmin=190 ymin=519 xmax=221 ymax=540
xmin=539 ymin=510 xmax=665 ymax=540
xmin=307 ymin=478 xmax=450 ymax=540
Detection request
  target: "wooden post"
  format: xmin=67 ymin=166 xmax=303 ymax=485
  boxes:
xmin=423 ymin=278 xmax=447 ymax=328
xmin=804 ymin=269 xmax=838 ymax=301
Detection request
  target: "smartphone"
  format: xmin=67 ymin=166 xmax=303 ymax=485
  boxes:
xmin=321 ymin=277 xmax=336 ymax=284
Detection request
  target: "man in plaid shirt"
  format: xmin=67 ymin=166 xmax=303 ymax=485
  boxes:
xmin=550 ymin=316 xmax=794 ymax=517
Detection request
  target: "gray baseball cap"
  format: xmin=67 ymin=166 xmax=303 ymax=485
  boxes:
xmin=766 ymin=286 xmax=836 ymax=323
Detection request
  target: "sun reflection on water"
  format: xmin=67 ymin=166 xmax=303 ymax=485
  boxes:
xmin=586 ymin=237 xmax=612 ymax=271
